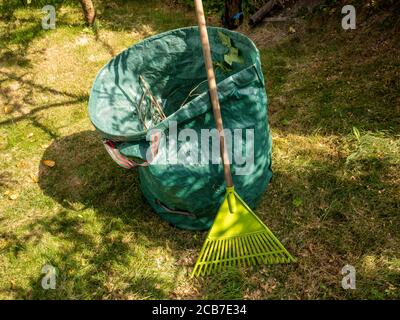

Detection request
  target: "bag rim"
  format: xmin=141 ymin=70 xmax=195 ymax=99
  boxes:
xmin=89 ymin=26 xmax=263 ymax=142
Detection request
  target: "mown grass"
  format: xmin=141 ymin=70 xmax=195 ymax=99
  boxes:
xmin=0 ymin=0 xmax=399 ymax=299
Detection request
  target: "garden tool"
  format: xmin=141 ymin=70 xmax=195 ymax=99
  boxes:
xmin=192 ymin=0 xmax=296 ymax=277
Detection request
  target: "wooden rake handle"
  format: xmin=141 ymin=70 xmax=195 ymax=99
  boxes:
xmin=194 ymin=0 xmax=233 ymax=188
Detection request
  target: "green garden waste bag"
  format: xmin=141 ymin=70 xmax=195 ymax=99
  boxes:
xmin=89 ymin=26 xmax=272 ymax=230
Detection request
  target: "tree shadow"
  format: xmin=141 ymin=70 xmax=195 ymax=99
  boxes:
xmin=89 ymin=0 xmax=197 ymax=59
xmin=0 ymin=2 xmax=86 ymax=69
xmin=0 ymin=70 xmax=88 ymax=141
xmin=96 ymin=0 xmax=194 ymax=34
xmin=34 ymin=130 xmax=267 ymax=299
xmin=2 ymin=0 xmax=398 ymax=299
xmin=9 ymin=209 xmax=169 ymax=299
xmin=6 ymin=128 xmax=397 ymax=299
xmin=32 ymin=130 xmax=201 ymax=299
xmin=0 ymin=71 xmax=89 ymax=122
xmin=196 ymin=151 xmax=399 ymax=299
xmin=259 ymin=15 xmax=400 ymax=136
xmin=0 ymin=4 xmax=90 ymax=138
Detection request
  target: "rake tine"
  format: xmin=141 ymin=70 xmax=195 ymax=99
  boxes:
xmin=214 ymin=239 xmax=223 ymax=272
xmin=251 ymin=233 xmax=265 ymax=263
xmin=244 ymin=235 xmax=256 ymax=266
xmin=240 ymin=237 xmax=248 ymax=267
xmin=213 ymin=241 xmax=223 ymax=273
xmin=229 ymin=238 xmax=235 ymax=267
xmin=266 ymin=229 xmax=296 ymax=263
xmin=258 ymin=232 xmax=279 ymax=263
xmin=268 ymin=231 xmax=293 ymax=263
xmin=231 ymin=237 xmax=237 ymax=268
xmin=267 ymin=233 xmax=285 ymax=264
xmin=195 ymin=240 xmax=206 ymax=276
xmin=262 ymin=232 xmax=285 ymax=264
xmin=208 ymin=240 xmax=219 ymax=275
xmin=202 ymin=240 xmax=216 ymax=276
xmin=256 ymin=233 xmax=277 ymax=264
xmin=248 ymin=234 xmax=262 ymax=265
xmin=226 ymin=239 xmax=231 ymax=269
xmin=235 ymin=237 xmax=242 ymax=268
xmin=248 ymin=234 xmax=261 ymax=264
xmin=247 ymin=236 xmax=257 ymax=266
xmin=217 ymin=239 xmax=225 ymax=272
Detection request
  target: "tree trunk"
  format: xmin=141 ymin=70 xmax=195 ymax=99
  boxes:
xmin=79 ymin=0 xmax=96 ymax=26
xmin=249 ymin=0 xmax=277 ymax=27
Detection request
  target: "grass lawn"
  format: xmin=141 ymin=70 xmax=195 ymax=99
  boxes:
xmin=0 ymin=0 xmax=399 ymax=299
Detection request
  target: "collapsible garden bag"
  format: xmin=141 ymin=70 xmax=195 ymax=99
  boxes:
xmin=89 ymin=26 xmax=272 ymax=230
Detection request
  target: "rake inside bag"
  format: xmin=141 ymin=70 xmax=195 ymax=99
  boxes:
xmin=192 ymin=0 xmax=295 ymax=277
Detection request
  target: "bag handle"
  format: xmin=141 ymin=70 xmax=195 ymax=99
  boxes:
xmin=155 ymin=199 xmax=196 ymax=218
xmin=103 ymin=139 xmax=149 ymax=169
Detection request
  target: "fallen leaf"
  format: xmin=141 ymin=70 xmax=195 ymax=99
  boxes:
xmin=4 ymin=106 xmax=12 ymax=114
xmin=42 ymin=160 xmax=55 ymax=168
xmin=76 ymin=36 xmax=89 ymax=46
xmin=27 ymin=132 xmax=34 ymax=138
xmin=292 ymin=197 xmax=303 ymax=207
xmin=9 ymin=194 xmax=18 ymax=200
xmin=289 ymin=26 xmax=296 ymax=33
xmin=281 ymin=118 xmax=290 ymax=126
xmin=29 ymin=174 xmax=39 ymax=183
xmin=16 ymin=161 xmax=27 ymax=168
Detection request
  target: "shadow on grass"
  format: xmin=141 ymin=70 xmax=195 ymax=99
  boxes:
xmin=2 ymin=129 xmax=395 ymax=299
xmin=0 ymin=2 xmax=84 ymax=68
xmin=0 ymin=69 xmax=89 ymax=140
xmin=8 ymin=207 xmax=169 ymax=299
xmin=96 ymin=0 xmax=194 ymax=33
xmin=32 ymin=130 xmax=259 ymax=299
xmin=89 ymin=0 xmax=196 ymax=58
xmin=0 ymin=71 xmax=88 ymax=127
xmin=30 ymin=130 xmax=198 ymax=298
xmin=260 ymin=22 xmax=400 ymax=136
xmin=3 ymin=0 xmax=398 ymax=299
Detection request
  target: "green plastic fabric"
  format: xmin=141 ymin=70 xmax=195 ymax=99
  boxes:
xmin=89 ymin=26 xmax=272 ymax=230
